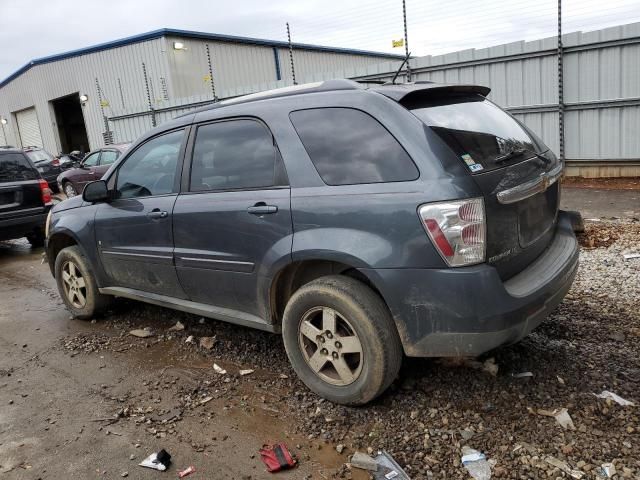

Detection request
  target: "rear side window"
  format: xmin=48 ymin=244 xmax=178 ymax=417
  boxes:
xmin=290 ymin=108 xmax=418 ymax=185
xmin=24 ymin=149 xmax=52 ymax=163
xmin=190 ymin=119 xmax=286 ymax=192
xmin=0 ymin=153 xmax=38 ymax=181
xmin=100 ymin=150 xmax=118 ymax=165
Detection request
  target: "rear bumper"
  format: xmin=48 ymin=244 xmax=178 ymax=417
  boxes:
xmin=0 ymin=209 xmax=49 ymax=241
xmin=361 ymin=211 xmax=579 ymax=357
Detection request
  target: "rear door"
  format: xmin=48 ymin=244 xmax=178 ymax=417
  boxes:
xmin=172 ymin=118 xmax=292 ymax=318
xmin=0 ymin=151 xmax=43 ymax=218
xmin=94 ymin=129 xmax=187 ymax=297
xmin=407 ymin=94 xmax=561 ymax=279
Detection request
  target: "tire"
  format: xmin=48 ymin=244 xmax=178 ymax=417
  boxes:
xmin=26 ymin=230 xmax=45 ymax=248
xmin=63 ymin=181 xmax=77 ymax=198
xmin=282 ymin=275 xmax=402 ymax=405
xmin=54 ymin=245 xmax=111 ymax=319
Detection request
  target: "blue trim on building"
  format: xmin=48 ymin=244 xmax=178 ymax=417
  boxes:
xmin=272 ymin=47 xmax=282 ymax=81
xmin=0 ymin=28 xmax=403 ymax=89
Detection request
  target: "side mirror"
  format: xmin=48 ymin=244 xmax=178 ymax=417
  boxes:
xmin=82 ymin=180 xmax=110 ymax=203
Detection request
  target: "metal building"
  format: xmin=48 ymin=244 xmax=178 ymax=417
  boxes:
xmin=0 ymin=28 xmax=401 ymax=152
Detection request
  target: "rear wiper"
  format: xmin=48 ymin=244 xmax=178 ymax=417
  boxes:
xmin=493 ymin=147 xmax=549 ymax=164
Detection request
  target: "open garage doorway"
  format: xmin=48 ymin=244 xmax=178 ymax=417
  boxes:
xmin=51 ymin=93 xmax=90 ymax=154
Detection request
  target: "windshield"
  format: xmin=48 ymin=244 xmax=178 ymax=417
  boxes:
xmin=409 ymin=95 xmax=538 ymax=173
xmin=25 ymin=149 xmax=52 ymax=163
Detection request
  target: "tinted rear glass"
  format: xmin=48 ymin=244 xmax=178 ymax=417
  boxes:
xmin=0 ymin=152 xmax=38 ymax=181
xmin=408 ymin=95 xmax=537 ymax=173
xmin=290 ymin=108 xmax=418 ymax=185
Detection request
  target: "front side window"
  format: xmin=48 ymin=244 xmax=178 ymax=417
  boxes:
xmin=290 ymin=107 xmax=418 ymax=185
xmin=407 ymin=95 xmax=537 ymax=173
xmin=100 ymin=150 xmax=118 ymax=166
xmin=190 ymin=119 xmax=285 ymax=192
xmin=82 ymin=152 xmax=100 ymax=167
xmin=116 ymin=129 xmax=184 ymax=199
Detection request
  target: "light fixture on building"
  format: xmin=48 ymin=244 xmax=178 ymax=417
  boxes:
xmin=0 ymin=118 xmax=6 ymax=125
xmin=173 ymin=41 xmax=186 ymax=50
xmin=79 ymin=94 xmax=89 ymax=104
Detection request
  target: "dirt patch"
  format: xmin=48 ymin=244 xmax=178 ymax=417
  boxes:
xmin=563 ymin=176 xmax=640 ymax=190
xmin=577 ymin=223 xmax=624 ymax=248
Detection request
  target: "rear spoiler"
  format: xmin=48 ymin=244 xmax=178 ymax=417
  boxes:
xmin=370 ymin=82 xmax=491 ymax=104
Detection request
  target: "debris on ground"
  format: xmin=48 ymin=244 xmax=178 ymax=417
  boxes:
xmin=336 ymin=444 xmax=345 ymax=454
xmin=512 ymin=371 xmax=533 ymax=378
xmin=199 ymin=336 xmax=216 ymax=350
xmin=239 ymin=369 xmax=254 ymax=376
xmin=258 ymin=443 xmax=296 ymax=472
xmin=350 ymin=451 xmax=378 ymax=472
xmin=373 ymin=450 xmax=411 ymax=479
xmin=128 ymin=328 xmax=153 ymax=338
xmin=177 ymin=466 xmax=196 ymax=478
xmin=482 ymin=357 xmax=498 ymax=376
xmin=185 ymin=335 xmax=194 ymax=344
xmin=598 ymin=462 xmax=617 ymax=477
xmin=593 ymin=390 xmax=635 ymax=406
xmin=167 ymin=321 xmax=185 ymax=332
xmin=138 ymin=449 xmax=171 ymax=471
xmin=536 ymin=407 xmax=576 ymax=430
xmin=623 ymin=253 xmax=640 ymax=260
xmin=461 ymin=446 xmax=491 ymax=480
xmin=544 ymin=456 xmax=584 ymax=479
xmin=213 ymin=363 xmax=226 ymax=375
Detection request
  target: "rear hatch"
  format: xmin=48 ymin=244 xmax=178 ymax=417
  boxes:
xmin=404 ymin=90 xmax=561 ymax=279
xmin=25 ymin=149 xmax=56 ymax=177
xmin=0 ymin=151 xmax=45 ymax=218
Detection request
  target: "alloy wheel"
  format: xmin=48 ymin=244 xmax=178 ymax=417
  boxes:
xmin=64 ymin=183 xmax=76 ymax=197
xmin=298 ymin=306 xmax=364 ymax=386
xmin=61 ymin=260 xmax=87 ymax=309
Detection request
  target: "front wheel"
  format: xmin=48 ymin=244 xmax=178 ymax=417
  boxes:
xmin=63 ymin=181 xmax=77 ymax=198
xmin=54 ymin=246 xmax=111 ymax=319
xmin=282 ymin=275 xmax=402 ymax=405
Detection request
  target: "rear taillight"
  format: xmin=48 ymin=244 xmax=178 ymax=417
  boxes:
xmin=38 ymin=179 xmax=53 ymax=205
xmin=418 ymin=198 xmax=486 ymax=267
xmin=51 ymin=158 xmax=60 ymax=167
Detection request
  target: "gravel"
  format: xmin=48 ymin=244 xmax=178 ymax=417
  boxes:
xmin=60 ymin=220 xmax=640 ymax=479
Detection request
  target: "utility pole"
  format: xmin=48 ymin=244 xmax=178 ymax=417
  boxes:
xmin=557 ymin=0 xmax=565 ymax=161
xmin=286 ymin=22 xmax=297 ymax=85
xmin=142 ymin=62 xmax=157 ymax=128
xmin=402 ymin=0 xmax=411 ymax=82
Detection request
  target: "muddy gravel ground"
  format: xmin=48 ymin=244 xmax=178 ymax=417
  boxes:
xmin=1 ymin=220 xmax=639 ymax=479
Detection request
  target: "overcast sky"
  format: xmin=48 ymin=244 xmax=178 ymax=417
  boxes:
xmin=1 ymin=0 xmax=639 ymax=80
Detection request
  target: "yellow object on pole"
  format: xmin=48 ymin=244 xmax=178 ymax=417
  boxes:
xmin=392 ymin=39 xmax=404 ymax=48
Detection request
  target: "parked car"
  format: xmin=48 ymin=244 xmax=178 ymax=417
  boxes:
xmin=57 ymin=143 xmax=129 ymax=197
xmin=23 ymin=147 xmax=63 ymax=192
xmin=0 ymin=148 xmax=53 ymax=246
xmin=45 ymin=80 xmax=580 ymax=405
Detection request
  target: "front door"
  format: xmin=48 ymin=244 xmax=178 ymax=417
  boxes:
xmin=172 ymin=119 xmax=292 ymax=318
xmin=95 ymin=128 xmax=187 ymax=297
xmin=74 ymin=150 xmax=101 ymax=191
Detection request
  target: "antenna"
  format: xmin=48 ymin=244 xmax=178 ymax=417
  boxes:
xmin=391 ymin=52 xmax=411 ymax=84
xmin=286 ymin=22 xmax=297 ymax=85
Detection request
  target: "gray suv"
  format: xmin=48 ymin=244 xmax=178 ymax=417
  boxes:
xmin=45 ymin=80 xmax=579 ymax=405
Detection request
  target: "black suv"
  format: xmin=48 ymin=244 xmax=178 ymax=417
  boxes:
xmin=46 ymin=80 xmax=579 ymax=405
xmin=0 ymin=148 xmax=53 ymax=246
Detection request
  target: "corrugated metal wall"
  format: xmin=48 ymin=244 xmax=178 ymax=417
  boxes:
xmin=0 ymin=38 xmax=170 ymax=153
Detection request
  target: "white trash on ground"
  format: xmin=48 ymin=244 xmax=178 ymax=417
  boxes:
xmin=461 ymin=446 xmax=491 ymax=480
xmin=594 ymin=390 xmax=635 ymax=406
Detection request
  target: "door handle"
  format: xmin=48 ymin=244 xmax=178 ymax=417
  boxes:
xmin=247 ymin=202 xmax=278 ymax=215
xmin=147 ymin=209 xmax=168 ymax=219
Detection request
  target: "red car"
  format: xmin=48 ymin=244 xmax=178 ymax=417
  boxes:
xmin=57 ymin=143 xmax=129 ymax=197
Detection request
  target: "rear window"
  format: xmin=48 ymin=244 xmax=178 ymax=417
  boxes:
xmin=290 ymin=108 xmax=418 ymax=185
xmin=25 ymin=149 xmax=52 ymax=163
xmin=0 ymin=152 xmax=38 ymax=181
xmin=408 ymin=95 xmax=537 ymax=173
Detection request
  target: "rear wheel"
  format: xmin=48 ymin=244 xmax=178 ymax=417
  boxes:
xmin=282 ymin=275 xmax=402 ymax=405
xmin=63 ymin=181 xmax=77 ymax=198
xmin=54 ymin=246 xmax=111 ymax=319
